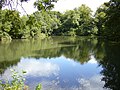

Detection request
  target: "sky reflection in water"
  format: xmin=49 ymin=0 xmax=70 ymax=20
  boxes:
xmin=0 ymin=55 xmax=109 ymax=90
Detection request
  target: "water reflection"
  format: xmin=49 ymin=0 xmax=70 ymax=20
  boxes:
xmin=0 ymin=37 xmax=97 ymax=74
xmin=0 ymin=36 xmax=120 ymax=90
xmin=0 ymin=55 xmax=106 ymax=90
xmin=99 ymin=42 xmax=120 ymax=90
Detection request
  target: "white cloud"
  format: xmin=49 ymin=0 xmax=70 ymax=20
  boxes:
xmin=0 ymin=56 xmax=109 ymax=90
xmin=28 ymin=75 xmax=109 ymax=90
xmin=77 ymin=75 xmax=108 ymax=90
xmin=0 ymin=57 xmax=60 ymax=80
xmin=16 ymin=57 xmax=60 ymax=77
xmin=88 ymin=55 xmax=97 ymax=64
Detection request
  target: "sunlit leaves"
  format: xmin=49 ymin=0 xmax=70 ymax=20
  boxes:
xmin=33 ymin=11 xmax=60 ymax=36
xmin=57 ymin=4 xmax=94 ymax=36
xmin=2 ymin=21 xmax=12 ymax=32
xmin=94 ymin=3 xmax=109 ymax=36
xmin=34 ymin=0 xmax=58 ymax=11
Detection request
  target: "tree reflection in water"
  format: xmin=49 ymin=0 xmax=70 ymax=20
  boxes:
xmin=99 ymin=42 xmax=120 ymax=90
xmin=0 ymin=37 xmax=98 ymax=74
xmin=0 ymin=37 xmax=120 ymax=89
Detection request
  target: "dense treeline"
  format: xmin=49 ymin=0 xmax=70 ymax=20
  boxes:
xmin=95 ymin=0 xmax=120 ymax=41
xmin=53 ymin=4 xmax=97 ymax=36
xmin=0 ymin=0 xmax=120 ymax=41
xmin=0 ymin=10 xmax=60 ymax=40
xmin=0 ymin=0 xmax=59 ymax=40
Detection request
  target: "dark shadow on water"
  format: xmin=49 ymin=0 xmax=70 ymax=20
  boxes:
xmin=99 ymin=41 xmax=120 ymax=90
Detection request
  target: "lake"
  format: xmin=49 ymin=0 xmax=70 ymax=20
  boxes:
xmin=0 ymin=36 xmax=120 ymax=90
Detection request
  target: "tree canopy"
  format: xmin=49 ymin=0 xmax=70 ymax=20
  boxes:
xmin=95 ymin=0 xmax=120 ymax=41
xmin=53 ymin=4 xmax=96 ymax=36
xmin=0 ymin=0 xmax=120 ymax=41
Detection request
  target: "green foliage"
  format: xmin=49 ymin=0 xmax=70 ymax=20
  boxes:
xmin=0 ymin=69 xmax=42 ymax=90
xmin=30 ymin=27 xmax=39 ymax=37
xmin=94 ymin=3 xmax=108 ymax=36
xmin=54 ymin=4 xmax=95 ymax=36
xmin=104 ymin=0 xmax=120 ymax=40
xmin=0 ymin=69 xmax=26 ymax=90
xmin=0 ymin=0 xmax=119 ymax=41
xmin=0 ymin=10 xmax=23 ymax=39
xmin=33 ymin=11 xmax=61 ymax=36
xmin=95 ymin=0 xmax=120 ymax=41
xmin=0 ymin=9 xmax=61 ymax=40
xmin=34 ymin=0 xmax=58 ymax=11
xmin=35 ymin=84 xmax=42 ymax=90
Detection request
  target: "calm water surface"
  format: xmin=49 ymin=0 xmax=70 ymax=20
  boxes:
xmin=0 ymin=36 xmax=120 ymax=90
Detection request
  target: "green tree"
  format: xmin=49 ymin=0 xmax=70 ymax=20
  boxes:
xmin=104 ymin=0 xmax=120 ymax=40
xmin=0 ymin=10 xmax=23 ymax=39
xmin=75 ymin=4 xmax=94 ymax=36
xmin=55 ymin=4 xmax=94 ymax=36
xmin=33 ymin=11 xmax=60 ymax=36
xmin=94 ymin=3 xmax=108 ymax=36
xmin=95 ymin=0 xmax=120 ymax=41
xmin=34 ymin=0 xmax=58 ymax=11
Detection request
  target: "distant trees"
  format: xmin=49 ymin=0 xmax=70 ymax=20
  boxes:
xmin=0 ymin=0 xmax=120 ymax=41
xmin=0 ymin=9 xmax=61 ymax=40
xmin=0 ymin=0 xmax=60 ymax=40
xmin=32 ymin=11 xmax=60 ymax=36
xmin=54 ymin=4 xmax=96 ymax=36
